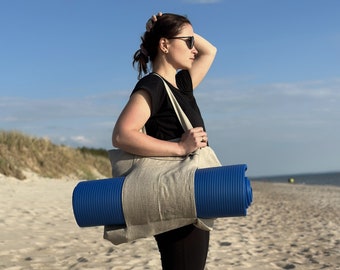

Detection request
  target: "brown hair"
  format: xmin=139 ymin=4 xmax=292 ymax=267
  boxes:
xmin=133 ymin=13 xmax=191 ymax=79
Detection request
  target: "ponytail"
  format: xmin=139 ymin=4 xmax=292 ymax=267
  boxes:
xmin=133 ymin=42 xmax=149 ymax=80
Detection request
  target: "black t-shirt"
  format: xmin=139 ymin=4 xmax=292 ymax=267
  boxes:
xmin=132 ymin=70 xmax=205 ymax=141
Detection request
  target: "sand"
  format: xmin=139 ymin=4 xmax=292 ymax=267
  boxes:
xmin=0 ymin=172 xmax=339 ymax=270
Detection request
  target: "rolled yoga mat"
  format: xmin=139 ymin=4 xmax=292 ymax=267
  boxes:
xmin=72 ymin=164 xmax=252 ymax=227
xmin=194 ymin=164 xmax=252 ymax=218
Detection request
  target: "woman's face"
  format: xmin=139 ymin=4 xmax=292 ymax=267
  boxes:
xmin=166 ymin=24 xmax=198 ymax=70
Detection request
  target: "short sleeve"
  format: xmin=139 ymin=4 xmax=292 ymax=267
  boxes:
xmin=130 ymin=72 xmax=206 ymax=140
xmin=132 ymin=74 xmax=167 ymax=117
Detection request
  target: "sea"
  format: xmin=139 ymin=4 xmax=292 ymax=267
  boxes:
xmin=251 ymin=171 xmax=340 ymax=187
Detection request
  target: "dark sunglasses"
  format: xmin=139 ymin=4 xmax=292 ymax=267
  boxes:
xmin=168 ymin=36 xmax=195 ymax=49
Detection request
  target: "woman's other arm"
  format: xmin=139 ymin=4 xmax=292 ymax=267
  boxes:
xmin=189 ymin=33 xmax=217 ymax=89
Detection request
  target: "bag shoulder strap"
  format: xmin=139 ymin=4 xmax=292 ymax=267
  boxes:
xmin=153 ymin=73 xmax=193 ymax=131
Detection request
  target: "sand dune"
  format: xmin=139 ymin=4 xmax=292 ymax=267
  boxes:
xmin=0 ymin=172 xmax=339 ymax=269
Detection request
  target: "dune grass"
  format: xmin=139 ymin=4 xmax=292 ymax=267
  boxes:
xmin=0 ymin=130 xmax=112 ymax=180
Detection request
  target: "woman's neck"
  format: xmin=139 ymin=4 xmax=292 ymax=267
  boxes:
xmin=152 ymin=59 xmax=178 ymax=88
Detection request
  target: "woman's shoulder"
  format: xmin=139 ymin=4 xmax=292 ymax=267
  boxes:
xmin=133 ymin=73 xmax=164 ymax=92
xmin=132 ymin=74 xmax=167 ymax=110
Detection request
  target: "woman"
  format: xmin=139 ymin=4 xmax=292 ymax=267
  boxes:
xmin=112 ymin=12 xmax=217 ymax=270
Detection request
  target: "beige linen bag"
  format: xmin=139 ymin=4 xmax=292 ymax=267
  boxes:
xmin=104 ymin=74 xmax=221 ymax=245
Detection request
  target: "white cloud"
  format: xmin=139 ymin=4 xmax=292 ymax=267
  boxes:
xmin=0 ymin=90 xmax=126 ymax=149
xmin=197 ymin=77 xmax=340 ymax=120
xmin=70 ymin=135 xmax=92 ymax=145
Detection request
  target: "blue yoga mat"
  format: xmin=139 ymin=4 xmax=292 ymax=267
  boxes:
xmin=72 ymin=177 xmax=125 ymax=227
xmin=194 ymin=164 xmax=252 ymax=218
xmin=72 ymin=164 xmax=252 ymax=227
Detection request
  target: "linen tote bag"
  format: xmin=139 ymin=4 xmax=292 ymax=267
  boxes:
xmin=104 ymin=75 xmax=221 ymax=245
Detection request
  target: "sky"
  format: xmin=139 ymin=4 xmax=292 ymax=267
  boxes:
xmin=1 ymin=0 xmax=339 ymax=177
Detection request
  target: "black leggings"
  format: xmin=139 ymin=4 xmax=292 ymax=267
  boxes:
xmin=154 ymin=224 xmax=210 ymax=270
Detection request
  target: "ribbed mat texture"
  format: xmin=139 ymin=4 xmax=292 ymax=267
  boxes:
xmin=194 ymin=164 xmax=252 ymax=218
xmin=72 ymin=177 xmax=125 ymax=227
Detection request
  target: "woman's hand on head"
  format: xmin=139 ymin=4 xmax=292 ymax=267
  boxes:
xmin=146 ymin=12 xmax=163 ymax=31
xmin=178 ymin=127 xmax=208 ymax=155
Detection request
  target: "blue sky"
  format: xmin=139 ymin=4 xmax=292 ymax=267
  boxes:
xmin=1 ymin=0 xmax=339 ymax=177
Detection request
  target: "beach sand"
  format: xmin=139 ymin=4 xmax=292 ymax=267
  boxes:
xmin=0 ymin=172 xmax=339 ymax=270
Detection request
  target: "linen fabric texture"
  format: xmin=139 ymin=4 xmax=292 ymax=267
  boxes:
xmin=104 ymin=74 xmax=221 ymax=245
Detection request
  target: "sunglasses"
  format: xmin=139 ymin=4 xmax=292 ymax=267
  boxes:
xmin=168 ymin=36 xmax=195 ymax=49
